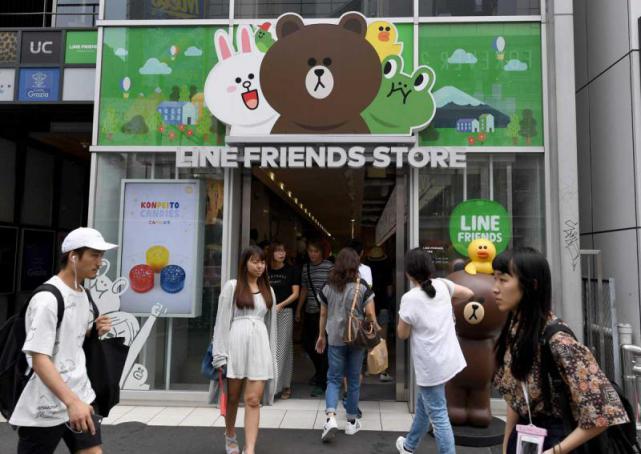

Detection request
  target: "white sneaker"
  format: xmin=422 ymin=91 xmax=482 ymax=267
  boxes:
xmin=396 ymin=436 xmax=412 ymax=453
xmin=344 ymin=418 xmax=362 ymax=435
xmin=321 ymin=416 xmax=338 ymax=442
xmin=379 ymin=373 xmax=393 ymax=382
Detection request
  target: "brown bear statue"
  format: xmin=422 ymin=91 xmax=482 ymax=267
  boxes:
xmin=445 ymin=270 xmax=508 ymax=427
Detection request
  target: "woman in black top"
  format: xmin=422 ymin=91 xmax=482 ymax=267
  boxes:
xmin=268 ymin=240 xmax=301 ymax=399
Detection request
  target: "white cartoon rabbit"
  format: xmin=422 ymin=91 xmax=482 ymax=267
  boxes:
xmin=204 ymin=25 xmax=278 ymax=136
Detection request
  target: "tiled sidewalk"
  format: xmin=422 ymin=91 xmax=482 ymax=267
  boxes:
xmin=104 ymin=399 xmax=412 ymax=431
xmin=0 ymin=399 xmax=413 ymax=431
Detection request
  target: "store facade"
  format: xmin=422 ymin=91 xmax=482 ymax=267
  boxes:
xmin=89 ymin=0 xmax=580 ymax=406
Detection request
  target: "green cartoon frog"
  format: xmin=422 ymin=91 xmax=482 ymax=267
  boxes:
xmin=362 ymin=55 xmax=436 ymax=135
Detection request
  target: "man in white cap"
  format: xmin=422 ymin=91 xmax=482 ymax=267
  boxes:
xmin=10 ymin=227 xmax=117 ymax=454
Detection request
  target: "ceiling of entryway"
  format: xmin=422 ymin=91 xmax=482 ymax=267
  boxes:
xmin=253 ymin=166 xmax=396 ymax=243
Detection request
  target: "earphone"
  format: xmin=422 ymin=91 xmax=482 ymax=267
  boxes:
xmin=72 ymin=255 xmax=77 ymax=263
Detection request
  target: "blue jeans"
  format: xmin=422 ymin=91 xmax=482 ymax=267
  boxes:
xmin=325 ymin=345 xmax=364 ymax=420
xmin=404 ymin=384 xmax=455 ymax=454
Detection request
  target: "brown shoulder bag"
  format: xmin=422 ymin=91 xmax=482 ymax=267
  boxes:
xmin=343 ymin=277 xmax=380 ymax=349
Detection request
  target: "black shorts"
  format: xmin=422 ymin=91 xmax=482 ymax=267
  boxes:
xmin=17 ymin=413 xmax=102 ymax=454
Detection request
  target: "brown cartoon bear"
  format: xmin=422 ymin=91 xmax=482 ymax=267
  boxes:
xmin=445 ymin=270 xmax=508 ymax=427
xmin=260 ymin=12 xmax=382 ymax=134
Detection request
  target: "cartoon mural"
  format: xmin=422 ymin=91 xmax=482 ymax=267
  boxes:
xmin=97 ymin=18 xmax=541 ymax=144
xmin=260 ymin=12 xmax=383 ymax=134
xmin=203 ymin=25 xmax=277 ymax=136
xmin=362 ymin=55 xmax=436 ymax=135
xmin=419 ymin=23 xmax=543 ymax=147
xmin=87 ymin=259 xmax=167 ymax=390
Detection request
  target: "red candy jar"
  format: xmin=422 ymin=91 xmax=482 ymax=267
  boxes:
xmin=129 ymin=264 xmax=154 ymax=293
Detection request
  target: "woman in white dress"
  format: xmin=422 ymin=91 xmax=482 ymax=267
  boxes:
xmin=212 ymin=246 xmax=278 ymax=454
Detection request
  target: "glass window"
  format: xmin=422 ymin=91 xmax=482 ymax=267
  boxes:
xmin=94 ymin=152 xmax=225 ymax=391
xmin=58 ymin=161 xmax=87 ymax=229
xmin=104 ymin=0 xmax=229 ymax=20
xmin=55 ymin=1 xmax=99 ymax=28
xmin=418 ymin=153 xmax=545 ymax=276
xmin=234 ymin=0 xmax=412 ymax=19
xmin=21 ymin=149 xmax=54 ymax=227
xmin=0 ymin=138 xmax=16 ymax=223
xmin=419 ymin=0 xmax=539 ymax=17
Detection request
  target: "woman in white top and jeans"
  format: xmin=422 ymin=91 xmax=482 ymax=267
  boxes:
xmin=396 ymin=248 xmax=473 ymax=454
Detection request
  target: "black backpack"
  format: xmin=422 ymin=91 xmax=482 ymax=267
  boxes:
xmin=0 ymin=284 xmax=65 ymax=420
xmin=542 ymin=321 xmax=641 ymax=453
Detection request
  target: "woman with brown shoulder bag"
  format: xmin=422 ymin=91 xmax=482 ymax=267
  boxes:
xmin=314 ymin=247 xmax=379 ymax=443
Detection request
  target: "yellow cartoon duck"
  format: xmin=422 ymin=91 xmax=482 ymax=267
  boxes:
xmin=366 ymin=21 xmax=403 ymax=62
xmin=464 ymin=239 xmax=497 ymax=275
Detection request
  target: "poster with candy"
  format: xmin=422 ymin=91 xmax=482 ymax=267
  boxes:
xmin=118 ymin=180 xmax=204 ymax=317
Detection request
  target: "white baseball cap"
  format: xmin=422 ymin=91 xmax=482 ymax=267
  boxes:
xmin=61 ymin=227 xmax=118 ymax=253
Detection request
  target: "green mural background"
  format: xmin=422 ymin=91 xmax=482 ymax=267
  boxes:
xmin=99 ymin=27 xmax=226 ymax=146
xmin=97 ymin=22 xmax=542 ymax=146
xmin=418 ymin=23 xmax=543 ymax=147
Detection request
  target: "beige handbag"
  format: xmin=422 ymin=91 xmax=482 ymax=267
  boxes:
xmin=367 ymin=339 xmax=388 ymax=375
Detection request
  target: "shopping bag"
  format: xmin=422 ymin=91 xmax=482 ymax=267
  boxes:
xmin=367 ymin=339 xmax=388 ymax=375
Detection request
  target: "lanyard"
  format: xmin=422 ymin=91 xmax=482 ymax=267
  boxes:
xmin=521 ymin=382 xmax=534 ymax=426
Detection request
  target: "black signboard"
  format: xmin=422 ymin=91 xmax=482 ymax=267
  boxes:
xmin=0 ymin=227 xmax=18 ymax=294
xmin=21 ymin=31 xmax=63 ymax=64
xmin=20 ymin=229 xmax=55 ymax=291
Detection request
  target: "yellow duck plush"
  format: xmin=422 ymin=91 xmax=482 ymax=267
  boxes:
xmin=464 ymin=239 xmax=497 ymax=275
xmin=366 ymin=21 xmax=403 ymax=62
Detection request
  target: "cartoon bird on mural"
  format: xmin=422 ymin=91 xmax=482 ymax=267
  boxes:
xmin=366 ymin=20 xmax=403 ymax=62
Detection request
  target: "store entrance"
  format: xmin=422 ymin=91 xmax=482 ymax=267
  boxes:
xmin=247 ymin=166 xmax=401 ymax=401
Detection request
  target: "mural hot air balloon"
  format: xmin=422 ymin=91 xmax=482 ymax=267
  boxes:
xmin=170 ymin=45 xmax=179 ymax=60
xmin=494 ymin=36 xmax=506 ymax=61
xmin=121 ymin=76 xmax=131 ymax=99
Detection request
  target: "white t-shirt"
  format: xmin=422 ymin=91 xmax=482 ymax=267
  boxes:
xmin=359 ymin=264 xmax=373 ymax=287
xmin=398 ymin=279 xmax=466 ymax=387
xmin=9 ymin=276 xmax=96 ymax=427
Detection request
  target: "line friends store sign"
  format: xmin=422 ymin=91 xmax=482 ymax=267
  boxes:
xmin=176 ymin=146 xmax=466 ymax=169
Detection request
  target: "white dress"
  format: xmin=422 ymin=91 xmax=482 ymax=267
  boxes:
xmin=226 ymin=292 xmax=274 ymax=380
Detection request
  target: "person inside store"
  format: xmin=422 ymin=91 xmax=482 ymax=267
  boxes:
xmin=9 ymin=227 xmax=116 ymax=454
xmin=364 ymin=244 xmax=395 ymax=383
xmin=211 ymin=246 xmax=278 ymax=454
xmin=296 ymin=238 xmax=333 ymax=397
xmin=315 ymin=247 xmax=379 ymax=442
xmin=267 ymin=240 xmax=301 ymax=400
xmin=493 ymin=247 xmax=628 ymax=454
xmin=395 ymin=247 xmax=473 ymax=454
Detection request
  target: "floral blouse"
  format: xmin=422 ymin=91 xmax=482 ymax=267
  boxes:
xmin=493 ymin=315 xmax=628 ymax=429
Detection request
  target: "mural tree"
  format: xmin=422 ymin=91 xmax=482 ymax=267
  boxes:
xmin=180 ymin=85 xmax=190 ymax=102
xmin=519 ymin=109 xmax=537 ymax=145
xmin=169 ymin=85 xmax=180 ymax=101
xmin=506 ymin=114 xmax=520 ymax=145
xmin=102 ymin=107 xmax=119 ymax=141
xmin=197 ymin=113 xmax=213 ymax=142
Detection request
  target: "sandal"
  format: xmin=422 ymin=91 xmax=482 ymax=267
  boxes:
xmin=281 ymin=388 xmax=292 ymax=400
xmin=225 ymin=434 xmax=240 ymax=454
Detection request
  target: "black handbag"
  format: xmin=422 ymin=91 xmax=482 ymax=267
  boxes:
xmin=83 ymin=293 xmax=129 ymax=418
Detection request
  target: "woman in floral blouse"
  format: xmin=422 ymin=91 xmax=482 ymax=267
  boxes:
xmin=492 ymin=247 xmax=628 ymax=454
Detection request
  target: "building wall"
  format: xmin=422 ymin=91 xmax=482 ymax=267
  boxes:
xmin=574 ymin=0 xmax=641 ymax=342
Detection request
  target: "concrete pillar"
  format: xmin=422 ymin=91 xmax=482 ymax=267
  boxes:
xmin=545 ymin=0 xmax=583 ymax=339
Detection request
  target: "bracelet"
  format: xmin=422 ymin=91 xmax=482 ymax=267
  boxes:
xmin=553 ymin=443 xmax=562 ymax=454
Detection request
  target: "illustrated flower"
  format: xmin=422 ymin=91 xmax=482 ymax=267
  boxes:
xmin=186 ymin=129 xmax=193 ymax=136
xmin=467 ymin=136 xmax=476 ymax=145
xmin=178 ymin=124 xmax=185 ymax=131
xmin=169 ymin=131 xmax=176 ymax=140
xmin=478 ymin=132 xmax=487 ymax=142
xmin=159 ymin=126 xmax=165 ymax=133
